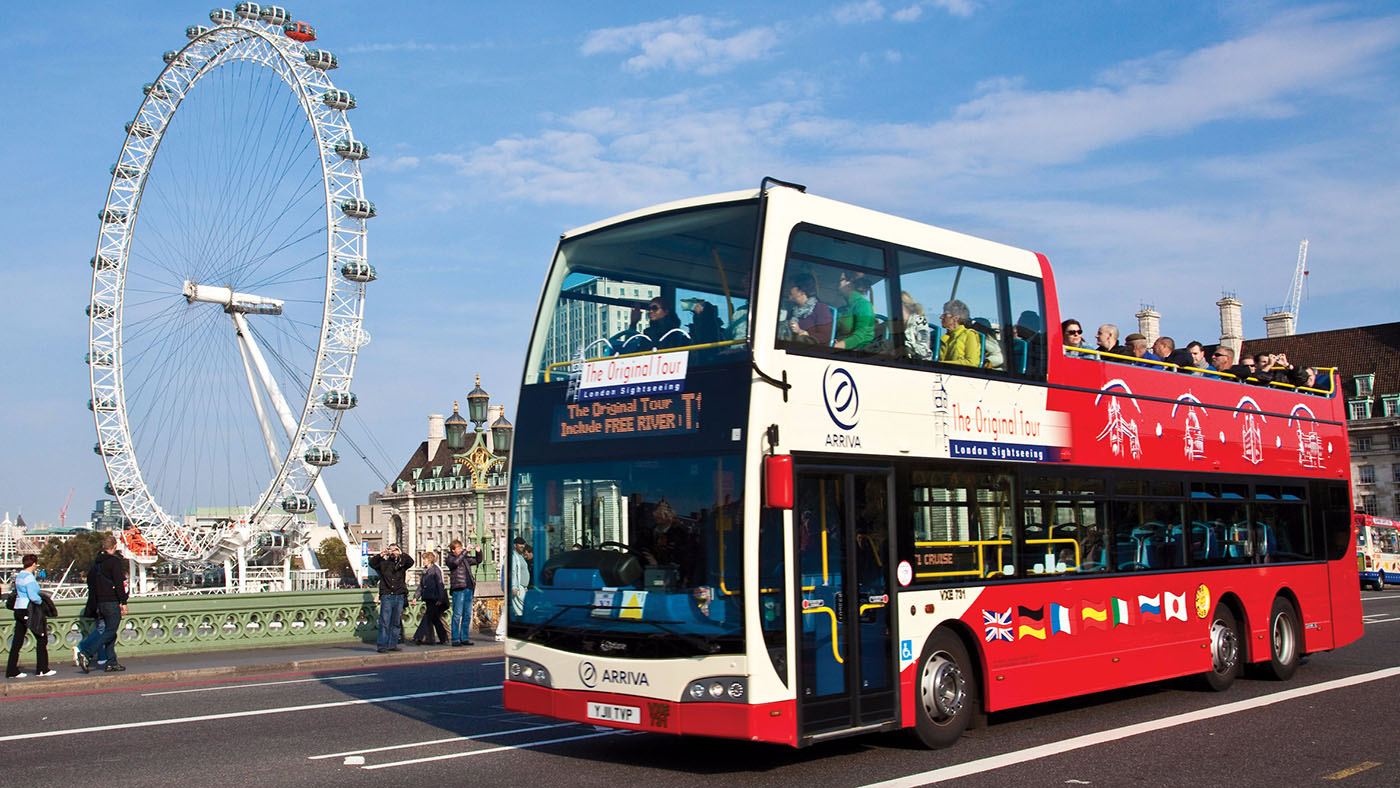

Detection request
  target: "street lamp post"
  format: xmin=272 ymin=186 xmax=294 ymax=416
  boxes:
xmin=453 ymin=375 xmax=512 ymax=581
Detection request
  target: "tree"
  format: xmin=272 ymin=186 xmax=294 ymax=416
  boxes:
xmin=314 ymin=537 xmax=351 ymax=577
xmin=37 ymin=531 xmax=109 ymax=582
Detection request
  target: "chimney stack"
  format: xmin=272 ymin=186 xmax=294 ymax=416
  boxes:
xmin=1217 ymin=293 xmax=1243 ymax=359
xmin=427 ymin=413 xmax=445 ymax=457
xmin=1135 ymin=304 xmax=1161 ymax=345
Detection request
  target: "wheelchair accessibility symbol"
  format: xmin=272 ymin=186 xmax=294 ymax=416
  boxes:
xmin=900 ymin=639 xmax=913 ymax=662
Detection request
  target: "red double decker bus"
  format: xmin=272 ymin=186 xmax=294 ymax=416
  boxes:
xmin=502 ymin=180 xmax=1361 ymax=747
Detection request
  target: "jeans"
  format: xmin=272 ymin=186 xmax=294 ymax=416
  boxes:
xmin=377 ymin=594 xmax=406 ymax=650
xmin=83 ymin=602 xmax=123 ymax=663
xmin=450 ymin=588 xmax=475 ymax=643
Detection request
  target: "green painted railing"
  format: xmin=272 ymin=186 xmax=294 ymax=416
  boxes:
xmin=2 ymin=590 xmax=505 ymax=659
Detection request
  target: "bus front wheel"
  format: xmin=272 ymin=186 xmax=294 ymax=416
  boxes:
xmin=1378 ymin=571 xmax=1387 ymax=591
xmin=911 ymin=629 xmax=978 ymax=749
xmin=1201 ymin=605 xmax=1242 ymax=692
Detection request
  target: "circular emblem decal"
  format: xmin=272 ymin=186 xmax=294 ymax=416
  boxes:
xmin=897 ymin=560 xmax=913 ymax=587
xmin=578 ymin=660 xmax=597 ymax=688
xmin=1195 ymin=584 xmax=1211 ymax=619
xmin=823 ymin=366 xmax=859 ymax=430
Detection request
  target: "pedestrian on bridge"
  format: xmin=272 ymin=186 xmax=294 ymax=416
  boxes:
xmin=444 ymin=539 xmax=481 ymax=646
xmin=6 ymin=554 xmax=55 ymax=678
xmin=412 ymin=551 xmax=449 ymax=645
xmin=76 ymin=536 xmax=127 ymax=674
xmin=369 ymin=544 xmax=413 ymax=653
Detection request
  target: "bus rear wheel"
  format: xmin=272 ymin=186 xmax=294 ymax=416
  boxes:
xmin=1378 ymin=571 xmax=1387 ymax=591
xmin=911 ymin=629 xmax=978 ymax=749
xmin=1201 ymin=605 xmax=1242 ymax=692
xmin=1259 ymin=597 xmax=1301 ymax=681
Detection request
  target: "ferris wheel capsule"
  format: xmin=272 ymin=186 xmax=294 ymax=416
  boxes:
xmin=186 ymin=24 xmax=210 ymax=40
xmin=334 ymin=138 xmax=369 ymax=160
xmin=234 ymin=2 xmax=260 ymax=19
xmin=86 ymin=351 xmax=114 ymax=366
xmin=105 ymin=481 xmax=137 ymax=496
xmin=87 ymin=303 xmax=114 ymax=319
xmin=304 ymin=49 xmax=337 ymax=70
xmin=259 ymin=5 xmax=291 ymax=25
xmin=284 ymin=21 xmax=315 ymax=42
xmin=89 ymin=397 xmax=117 ymax=412
xmin=321 ymin=390 xmax=358 ymax=410
xmin=91 ymin=255 xmax=120 ymax=270
xmin=110 ymin=163 xmax=142 ymax=179
xmin=95 ymin=441 xmax=127 ymax=457
xmin=322 ymin=89 xmax=356 ymax=110
xmin=280 ymin=493 xmax=316 ymax=514
xmin=340 ymin=198 xmax=375 ymax=219
xmin=162 ymin=50 xmax=184 ymax=66
xmin=143 ymin=82 xmax=171 ymax=100
xmin=340 ymin=260 xmax=376 ymax=283
xmin=303 ymin=447 xmax=339 ymax=466
xmin=99 ymin=208 xmax=129 ymax=224
xmin=210 ymin=8 xmax=236 ymax=25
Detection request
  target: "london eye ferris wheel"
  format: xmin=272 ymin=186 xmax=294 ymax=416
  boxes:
xmin=87 ymin=5 xmax=374 ymax=566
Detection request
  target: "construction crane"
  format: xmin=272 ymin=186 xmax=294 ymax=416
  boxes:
xmin=58 ymin=487 xmax=73 ymax=529
xmin=1262 ymin=239 xmax=1309 ymax=337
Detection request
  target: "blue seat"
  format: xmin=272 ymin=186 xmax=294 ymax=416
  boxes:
xmin=1012 ymin=337 xmax=1028 ymax=374
xmin=823 ymin=303 xmax=839 ymax=347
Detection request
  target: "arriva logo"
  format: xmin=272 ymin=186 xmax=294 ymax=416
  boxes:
xmin=579 ymin=660 xmax=598 ymax=688
xmin=578 ymin=660 xmax=650 ymax=688
xmin=823 ymin=365 xmax=859 ymax=430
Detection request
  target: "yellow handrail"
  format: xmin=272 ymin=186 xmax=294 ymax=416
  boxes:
xmin=544 ymin=339 xmax=745 ymax=382
xmin=913 ymin=538 xmax=1012 ymax=579
xmin=1063 ymin=347 xmax=1338 ymax=395
xmin=801 ymin=606 xmax=844 ymax=664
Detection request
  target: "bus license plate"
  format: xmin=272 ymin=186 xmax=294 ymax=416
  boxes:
xmin=587 ymin=702 xmax=641 ymax=724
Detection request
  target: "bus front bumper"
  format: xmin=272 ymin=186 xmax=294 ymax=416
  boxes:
xmin=504 ymin=680 xmax=797 ymax=746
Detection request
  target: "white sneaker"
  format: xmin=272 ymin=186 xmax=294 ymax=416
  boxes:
xmin=73 ymin=646 xmax=81 ymax=667
xmin=8 ymin=673 xmax=27 ymax=679
xmin=494 ymin=634 xmax=505 ymax=642
xmin=37 ymin=670 xmax=57 ymax=677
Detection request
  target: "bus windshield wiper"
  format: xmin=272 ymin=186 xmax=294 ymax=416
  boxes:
xmin=615 ymin=616 xmax=721 ymax=654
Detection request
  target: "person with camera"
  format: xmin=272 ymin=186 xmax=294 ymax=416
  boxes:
xmin=368 ymin=544 xmax=414 ymax=653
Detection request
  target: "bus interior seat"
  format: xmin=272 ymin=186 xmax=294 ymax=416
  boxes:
xmin=1011 ymin=336 xmax=1029 ymax=374
xmin=823 ymin=303 xmax=839 ymax=346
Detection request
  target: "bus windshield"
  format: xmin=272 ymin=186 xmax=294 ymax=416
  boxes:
xmin=524 ymin=200 xmax=759 ymax=385
xmin=508 ymin=455 xmax=744 ymax=658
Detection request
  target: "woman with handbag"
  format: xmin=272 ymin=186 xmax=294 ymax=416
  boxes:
xmin=411 ymin=551 xmax=449 ymax=645
xmin=6 ymin=554 xmax=55 ymax=678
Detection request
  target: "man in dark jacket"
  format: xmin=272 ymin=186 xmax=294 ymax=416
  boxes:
xmin=444 ymin=539 xmax=483 ymax=646
xmin=76 ymin=535 xmax=128 ymax=673
xmin=368 ymin=544 xmax=414 ymax=653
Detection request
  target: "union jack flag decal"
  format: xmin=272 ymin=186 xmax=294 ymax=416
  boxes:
xmin=983 ymin=608 xmax=1014 ymax=642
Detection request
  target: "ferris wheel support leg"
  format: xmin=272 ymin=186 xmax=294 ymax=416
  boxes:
xmin=234 ymin=313 xmax=365 ymax=584
xmin=235 ymin=326 xmax=285 ymax=469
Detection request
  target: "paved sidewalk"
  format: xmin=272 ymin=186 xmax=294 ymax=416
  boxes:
xmin=1 ymin=638 xmax=506 ymax=698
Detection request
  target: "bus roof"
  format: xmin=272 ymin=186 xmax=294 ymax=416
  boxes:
xmin=560 ymin=184 xmax=1044 ymax=279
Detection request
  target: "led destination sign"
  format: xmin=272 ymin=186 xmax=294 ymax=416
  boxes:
xmin=554 ymin=393 xmax=702 ymax=441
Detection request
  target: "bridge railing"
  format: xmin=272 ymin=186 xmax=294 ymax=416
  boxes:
xmin=1 ymin=586 xmax=504 ymax=659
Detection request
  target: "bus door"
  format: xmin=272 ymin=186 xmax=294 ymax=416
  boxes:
xmin=794 ymin=468 xmax=896 ymax=737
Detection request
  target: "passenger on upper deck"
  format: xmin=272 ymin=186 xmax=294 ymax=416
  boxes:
xmin=1095 ymin=324 xmax=1125 ymax=356
xmin=1062 ymin=319 xmax=1086 ymax=349
xmin=1153 ymin=336 xmax=1194 ymax=368
xmin=901 ymin=291 xmax=933 ymax=361
xmin=938 ymin=299 xmax=980 ymax=366
xmin=1209 ymin=345 xmax=1252 ymax=379
xmin=685 ymin=298 xmax=724 ymax=345
xmin=784 ymin=274 xmax=834 ymax=346
xmin=633 ymin=298 xmax=681 ymax=347
xmin=833 ymin=272 xmax=875 ymax=351
xmin=1124 ymin=333 xmax=1162 ymax=366
xmin=1183 ymin=341 xmax=1209 ymax=375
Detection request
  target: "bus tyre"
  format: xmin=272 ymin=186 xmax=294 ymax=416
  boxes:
xmin=1378 ymin=572 xmax=1387 ymax=591
xmin=911 ymin=629 xmax=978 ymax=749
xmin=1201 ymin=605 xmax=1242 ymax=692
xmin=1260 ymin=597 xmax=1301 ymax=681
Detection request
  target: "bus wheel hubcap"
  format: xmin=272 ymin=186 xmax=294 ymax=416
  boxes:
xmin=1211 ymin=620 xmax=1238 ymax=673
xmin=1272 ymin=613 xmax=1294 ymax=663
xmin=922 ymin=652 xmax=964 ymax=720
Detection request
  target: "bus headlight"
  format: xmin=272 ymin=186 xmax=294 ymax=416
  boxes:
xmin=507 ymin=658 xmax=553 ymax=688
xmin=682 ymin=676 xmax=746 ymax=703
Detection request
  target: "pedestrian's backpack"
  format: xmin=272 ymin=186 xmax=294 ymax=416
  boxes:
xmin=3 ymin=582 xmax=16 ymax=611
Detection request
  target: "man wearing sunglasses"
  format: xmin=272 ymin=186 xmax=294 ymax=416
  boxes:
xmin=1208 ymin=345 xmax=1253 ymax=379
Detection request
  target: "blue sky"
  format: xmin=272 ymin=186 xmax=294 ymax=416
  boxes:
xmin=2 ymin=1 xmax=1397 ymax=525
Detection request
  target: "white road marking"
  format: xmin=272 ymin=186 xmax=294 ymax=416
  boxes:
xmin=308 ymin=722 xmax=580 ymax=759
xmin=0 ymin=685 xmax=499 ymax=743
xmin=362 ymin=729 xmax=643 ymax=769
xmin=859 ymin=666 xmax=1400 ymax=788
xmin=1363 ymin=616 xmax=1400 ymax=624
xmin=1361 ymin=594 xmax=1400 ymax=602
xmin=141 ymin=673 xmax=377 ymax=696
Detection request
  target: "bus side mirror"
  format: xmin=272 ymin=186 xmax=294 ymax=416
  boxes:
xmin=764 ymin=455 xmax=793 ymax=509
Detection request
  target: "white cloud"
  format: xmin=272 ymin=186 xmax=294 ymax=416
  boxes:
xmin=581 ymin=16 xmax=779 ymax=74
xmin=836 ymin=0 xmax=976 ymax=24
xmin=833 ymin=1 xmax=886 ymax=24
